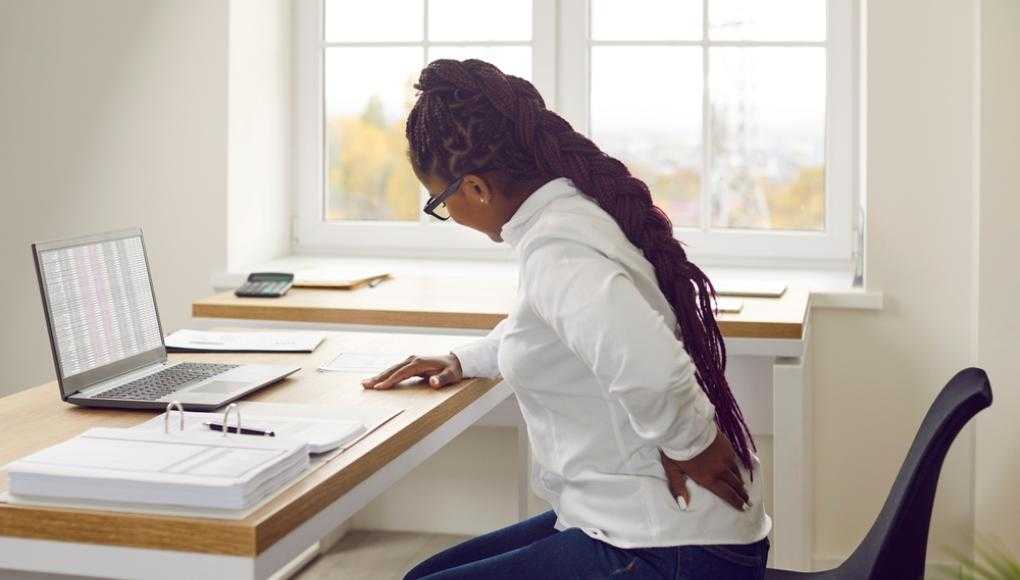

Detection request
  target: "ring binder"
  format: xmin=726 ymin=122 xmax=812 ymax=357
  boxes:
xmin=221 ymin=403 xmax=242 ymax=437
xmin=164 ymin=401 xmax=184 ymax=434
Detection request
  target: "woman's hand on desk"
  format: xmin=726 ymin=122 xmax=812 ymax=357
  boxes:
xmin=659 ymin=431 xmax=750 ymax=512
xmin=361 ymin=354 xmax=464 ymax=390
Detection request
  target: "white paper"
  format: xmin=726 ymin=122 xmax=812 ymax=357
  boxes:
xmin=715 ymin=297 xmax=744 ymax=313
xmin=5 ymin=428 xmax=310 ymax=510
xmin=165 ymin=329 xmax=326 ymax=352
xmin=713 ymin=279 xmax=787 ymax=298
xmin=2 ymin=454 xmax=320 ymax=521
xmin=0 ymin=403 xmax=405 ymax=519
xmin=293 ymin=267 xmax=389 ymax=287
xmin=135 ymin=401 xmax=404 ymax=454
xmin=318 ymin=352 xmax=404 ymax=373
xmin=137 ymin=412 xmax=366 ymax=454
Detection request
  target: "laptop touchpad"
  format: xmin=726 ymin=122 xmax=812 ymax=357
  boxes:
xmin=189 ymin=381 xmax=247 ymax=394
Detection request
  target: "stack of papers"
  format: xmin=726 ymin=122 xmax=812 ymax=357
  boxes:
xmin=165 ymin=329 xmax=326 ymax=353
xmin=6 ymin=428 xmax=310 ymax=511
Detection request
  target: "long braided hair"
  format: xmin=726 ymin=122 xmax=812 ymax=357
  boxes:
xmin=407 ymin=59 xmax=755 ymax=471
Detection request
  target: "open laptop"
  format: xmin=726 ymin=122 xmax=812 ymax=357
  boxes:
xmin=32 ymin=228 xmax=300 ymax=411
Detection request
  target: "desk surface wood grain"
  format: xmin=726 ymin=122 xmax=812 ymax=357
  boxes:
xmin=193 ymin=273 xmax=810 ymax=339
xmin=0 ymin=331 xmax=499 ymax=557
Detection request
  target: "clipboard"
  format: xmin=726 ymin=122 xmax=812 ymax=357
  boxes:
xmin=292 ymin=268 xmax=391 ymax=290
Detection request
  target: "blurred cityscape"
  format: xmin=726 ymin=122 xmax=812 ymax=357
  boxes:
xmin=325 ymin=67 xmax=825 ymax=232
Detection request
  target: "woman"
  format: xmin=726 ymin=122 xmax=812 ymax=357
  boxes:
xmin=361 ymin=59 xmax=771 ymax=579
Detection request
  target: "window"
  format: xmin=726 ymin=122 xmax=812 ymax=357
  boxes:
xmin=296 ymin=0 xmax=856 ymax=266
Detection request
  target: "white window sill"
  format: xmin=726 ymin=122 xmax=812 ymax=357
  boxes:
xmin=212 ymin=254 xmax=883 ymax=311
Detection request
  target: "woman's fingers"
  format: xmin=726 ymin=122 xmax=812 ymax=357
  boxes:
xmin=670 ymin=472 xmax=692 ymax=510
xmin=707 ymin=478 xmax=747 ymax=511
xmin=368 ymin=359 xmax=440 ymax=390
xmin=721 ymin=459 xmax=748 ymax=500
xmin=722 ymin=468 xmax=750 ymax=505
xmin=362 ymin=355 xmax=462 ymax=390
xmin=428 ymin=365 xmax=459 ymax=389
xmin=658 ymin=450 xmax=693 ymax=509
xmin=361 ymin=356 xmax=414 ymax=388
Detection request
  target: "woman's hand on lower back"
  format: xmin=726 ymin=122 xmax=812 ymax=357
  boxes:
xmin=659 ymin=431 xmax=750 ymax=511
xmin=361 ymin=354 xmax=464 ymax=390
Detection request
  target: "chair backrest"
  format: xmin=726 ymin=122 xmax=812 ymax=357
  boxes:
xmin=838 ymin=367 xmax=993 ymax=580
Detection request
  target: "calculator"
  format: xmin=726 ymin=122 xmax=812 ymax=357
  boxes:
xmin=234 ymin=272 xmax=294 ymax=298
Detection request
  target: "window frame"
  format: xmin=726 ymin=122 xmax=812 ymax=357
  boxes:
xmin=294 ymin=0 xmax=858 ymax=268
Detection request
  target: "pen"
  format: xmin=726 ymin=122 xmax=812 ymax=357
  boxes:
xmin=202 ymin=421 xmax=275 ymax=437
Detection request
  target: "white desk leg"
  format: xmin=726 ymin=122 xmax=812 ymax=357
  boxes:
xmin=772 ymin=353 xmax=813 ymax=571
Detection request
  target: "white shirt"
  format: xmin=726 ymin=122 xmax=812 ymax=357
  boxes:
xmin=452 ymin=178 xmax=771 ymax=548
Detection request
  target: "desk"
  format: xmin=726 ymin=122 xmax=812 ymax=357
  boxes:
xmin=193 ymin=273 xmax=808 ymax=340
xmin=0 ymin=331 xmax=509 ymax=580
xmin=193 ymin=278 xmax=815 ymax=571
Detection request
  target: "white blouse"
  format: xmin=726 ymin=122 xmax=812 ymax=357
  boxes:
xmin=452 ymin=177 xmax=771 ymax=549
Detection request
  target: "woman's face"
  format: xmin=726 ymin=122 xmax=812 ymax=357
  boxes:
xmin=421 ymin=172 xmax=514 ymax=243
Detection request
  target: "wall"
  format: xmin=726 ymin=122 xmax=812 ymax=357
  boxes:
xmin=227 ymin=0 xmax=293 ymax=272
xmin=811 ymin=0 xmax=978 ymax=566
xmin=974 ymin=0 xmax=1020 ymax=557
xmin=0 ymin=0 xmax=230 ymax=396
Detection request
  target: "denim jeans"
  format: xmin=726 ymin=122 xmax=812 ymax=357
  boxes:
xmin=404 ymin=510 xmax=769 ymax=580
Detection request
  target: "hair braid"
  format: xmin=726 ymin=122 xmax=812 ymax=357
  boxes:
xmin=408 ymin=59 xmax=755 ymax=471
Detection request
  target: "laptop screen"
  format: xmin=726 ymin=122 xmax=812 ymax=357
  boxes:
xmin=34 ymin=230 xmax=166 ymax=396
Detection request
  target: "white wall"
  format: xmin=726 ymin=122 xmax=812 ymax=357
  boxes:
xmin=812 ymin=0 xmax=978 ymax=565
xmin=0 ymin=0 xmax=230 ymax=395
xmin=974 ymin=0 xmax=1020 ymax=557
xmin=228 ymin=0 xmax=293 ymax=271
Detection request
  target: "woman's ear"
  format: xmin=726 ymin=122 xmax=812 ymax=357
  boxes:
xmin=463 ymin=174 xmax=493 ymax=205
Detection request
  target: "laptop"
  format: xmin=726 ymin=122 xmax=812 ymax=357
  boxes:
xmin=32 ymin=228 xmax=300 ymax=411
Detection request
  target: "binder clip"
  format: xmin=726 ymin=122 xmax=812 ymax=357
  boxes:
xmin=164 ymin=400 xmax=185 ymax=434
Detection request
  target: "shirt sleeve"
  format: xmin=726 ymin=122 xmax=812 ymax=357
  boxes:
xmin=450 ymin=318 xmax=508 ymax=379
xmin=522 ymin=240 xmax=718 ymax=461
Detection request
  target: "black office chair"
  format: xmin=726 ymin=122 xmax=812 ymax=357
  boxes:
xmin=767 ymin=367 xmax=993 ymax=580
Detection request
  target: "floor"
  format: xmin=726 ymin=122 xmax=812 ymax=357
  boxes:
xmin=295 ymin=530 xmax=470 ymax=580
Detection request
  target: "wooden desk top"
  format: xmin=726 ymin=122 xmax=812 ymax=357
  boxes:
xmin=193 ymin=273 xmax=810 ymax=340
xmin=0 ymin=331 xmax=500 ymax=557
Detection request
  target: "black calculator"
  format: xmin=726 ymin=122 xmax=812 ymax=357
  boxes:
xmin=234 ymin=272 xmax=294 ymax=298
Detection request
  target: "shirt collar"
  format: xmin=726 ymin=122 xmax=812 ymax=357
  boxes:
xmin=500 ymin=177 xmax=578 ymax=248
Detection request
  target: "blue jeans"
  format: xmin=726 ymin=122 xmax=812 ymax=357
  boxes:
xmin=404 ymin=510 xmax=769 ymax=579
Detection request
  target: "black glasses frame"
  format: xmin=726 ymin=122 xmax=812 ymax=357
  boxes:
xmin=423 ymin=176 xmax=464 ymax=221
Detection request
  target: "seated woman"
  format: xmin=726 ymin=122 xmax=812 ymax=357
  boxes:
xmin=362 ymin=59 xmax=771 ymax=580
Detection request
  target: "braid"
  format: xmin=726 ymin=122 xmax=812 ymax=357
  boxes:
xmin=407 ymin=59 xmax=756 ymax=471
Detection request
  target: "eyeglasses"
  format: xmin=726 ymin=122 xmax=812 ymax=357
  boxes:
xmin=423 ymin=176 xmax=464 ymax=221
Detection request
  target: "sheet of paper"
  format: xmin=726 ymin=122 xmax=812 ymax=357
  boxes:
xmin=165 ymin=329 xmax=326 ymax=352
xmin=713 ymin=279 xmax=787 ymax=298
xmin=137 ymin=413 xmax=365 ymax=454
xmin=318 ymin=352 xmax=405 ymax=373
xmin=715 ymin=297 xmax=744 ymax=313
xmin=135 ymin=401 xmax=404 ymax=454
xmin=293 ymin=267 xmax=389 ymax=288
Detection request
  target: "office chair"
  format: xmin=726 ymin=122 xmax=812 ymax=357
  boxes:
xmin=767 ymin=367 xmax=993 ymax=580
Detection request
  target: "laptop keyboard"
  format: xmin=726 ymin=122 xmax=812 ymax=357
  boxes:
xmin=100 ymin=362 xmax=240 ymax=401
